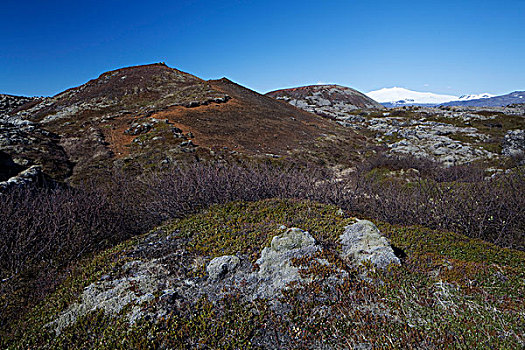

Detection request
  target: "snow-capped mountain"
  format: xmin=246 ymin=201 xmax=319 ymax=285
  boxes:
xmin=441 ymin=91 xmax=525 ymax=107
xmin=457 ymin=93 xmax=495 ymax=101
xmin=366 ymin=87 xmax=458 ymax=106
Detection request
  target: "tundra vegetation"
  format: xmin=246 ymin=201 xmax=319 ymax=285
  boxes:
xmin=1 ymin=156 xmax=524 ymax=349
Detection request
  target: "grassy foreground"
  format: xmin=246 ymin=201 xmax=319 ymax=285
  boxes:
xmin=4 ymin=199 xmax=524 ymax=349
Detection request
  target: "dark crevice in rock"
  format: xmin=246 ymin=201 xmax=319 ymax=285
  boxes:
xmin=0 ymin=151 xmax=26 ymax=181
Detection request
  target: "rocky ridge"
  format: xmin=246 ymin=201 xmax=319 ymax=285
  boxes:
xmin=0 ymin=94 xmax=35 ymax=116
xmin=2 ymin=64 xmax=364 ymax=185
xmin=0 ymin=116 xmax=71 ymax=188
xmin=266 ymin=84 xmax=384 ymax=117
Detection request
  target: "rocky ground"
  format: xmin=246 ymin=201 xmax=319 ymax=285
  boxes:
xmin=0 ymin=94 xmax=35 ymax=116
xmin=269 ymin=88 xmax=525 ymax=167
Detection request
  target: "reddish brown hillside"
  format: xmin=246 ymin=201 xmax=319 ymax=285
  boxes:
xmin=149 ymin=78 xmax=360 ymax=156
xmin=12 ymin=64 xmax=366 ymax=183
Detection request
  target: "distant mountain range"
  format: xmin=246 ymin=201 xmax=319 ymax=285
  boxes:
xmin=366 ymin=87 xmax=523 ymax=107
xmin=457 ymin=93 xmax=495 ymax=101
xmin=440 ymin=91 xmax=525 ymax=107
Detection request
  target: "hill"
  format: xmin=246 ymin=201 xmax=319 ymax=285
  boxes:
xmin=7 ymin=64 xmax=364 ymax=183
xmin=266 ymin=84 xmax=384 ymax=118
xmin=3 ymin=199 xmax=524 ymax=349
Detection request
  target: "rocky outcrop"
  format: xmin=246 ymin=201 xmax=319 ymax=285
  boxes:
xmin=0 ymin=94 xmax=35 ymax=116
xmin=365 ymin=117 xmax=495 ymax=166
xmin=266 ymin=84 xmax=384 ymax=117
xmin=340 ymin=220 xmax=400 ymax=269
xmin=269 ymin=89 xmax=524 ymax=167
xmin=0 ymin=118 xmax=71 ymax=184
xmin=502 ymin=129 xmax=524 ymax=159
xmin=0 ymin=165 xmax=45 ymax=192
xmin=47 ymin=222 xmax=402 ymax=334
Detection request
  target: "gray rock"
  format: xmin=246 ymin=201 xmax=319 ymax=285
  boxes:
xmin=206 ymin=255 xmax=240 ymax=281
xmin=340 ymin=220 xmax=400 ymax=269
xmin=0 ymin=165 xmax=44 ymax=192
xmin=502 ymin=129 xmax=524 ymax=159
xmin=46 ymin=259 xmax=170 ymax=334
xmin=124 ymin=122 xmax=153 ymax=135
xmin=254 ymin=228 xmax=319 ymax=299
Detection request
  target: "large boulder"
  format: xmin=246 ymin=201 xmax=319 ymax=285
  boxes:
xmin=340 ymin=220 xmax=401 ymax=269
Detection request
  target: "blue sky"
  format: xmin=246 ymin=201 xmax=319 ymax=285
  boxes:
xmin=1 ymin=0 xmax=524 ymax=97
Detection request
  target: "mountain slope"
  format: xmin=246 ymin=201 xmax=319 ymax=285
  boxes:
xmin=9 ymin=64 xmax=364 ymax=183
xmin=266 ymin=84 xmax=384 ymax=118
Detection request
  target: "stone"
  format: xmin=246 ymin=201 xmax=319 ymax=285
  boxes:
xmin=46 ymin=259 xmax=170 ymax=334
xmin=206 ymin=255 xmax=240 ymax=281
xmin=340 ymin=220 xmax=400 ymax=269
xmin=254 ymin=228 xmax=319 ymax=299
xmin=502 ymin=129 xmax=524 ymax=159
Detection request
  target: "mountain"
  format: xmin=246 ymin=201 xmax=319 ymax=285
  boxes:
xmin=457 ymin=93 xmax=494 ymax=101
xmin=441 ymin=91 xmax=525 ymax=107
xmin=366 ymin=87 xmax=458 ymax=107
xmin=266 ymin=84 xmax=384 ymax=118
xmin=5 ymin=64 xmax=363 ymax=184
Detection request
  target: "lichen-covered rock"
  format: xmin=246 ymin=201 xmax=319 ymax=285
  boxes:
xmin=340 ymin=220 xmax=400 ymax=269
xmin=206 ymin=255 xmax=240 ymax=281
xmin=46 ymin=259 xmax=170 ymax=334
xmin=254 ymin=228 xmax=319 ymax=299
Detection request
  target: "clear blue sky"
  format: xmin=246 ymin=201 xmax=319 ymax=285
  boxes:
xmin=1 ymin=0 xmax=524 ymax=97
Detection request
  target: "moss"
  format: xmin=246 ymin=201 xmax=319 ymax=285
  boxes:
xmin=163 ymin=199 xmax=355 ymax=262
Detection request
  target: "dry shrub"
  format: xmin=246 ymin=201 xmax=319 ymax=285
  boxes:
xmin=0 ymin=159 xmax=523 ymax=328
xmin=352 ymin=154 xmax=524 ymax=250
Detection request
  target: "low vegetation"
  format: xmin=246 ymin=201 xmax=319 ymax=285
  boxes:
xmin=3 ymin=199 xmax=524 ymax=349
xmin=1 ymin=157 xmax=524 ymax=348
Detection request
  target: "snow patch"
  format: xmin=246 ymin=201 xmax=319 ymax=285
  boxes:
xmin=366 ymin=87 xmax=458 ymax=105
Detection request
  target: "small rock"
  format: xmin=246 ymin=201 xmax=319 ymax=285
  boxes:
xmin=207 ymin=255 xmax=240 ymax=281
